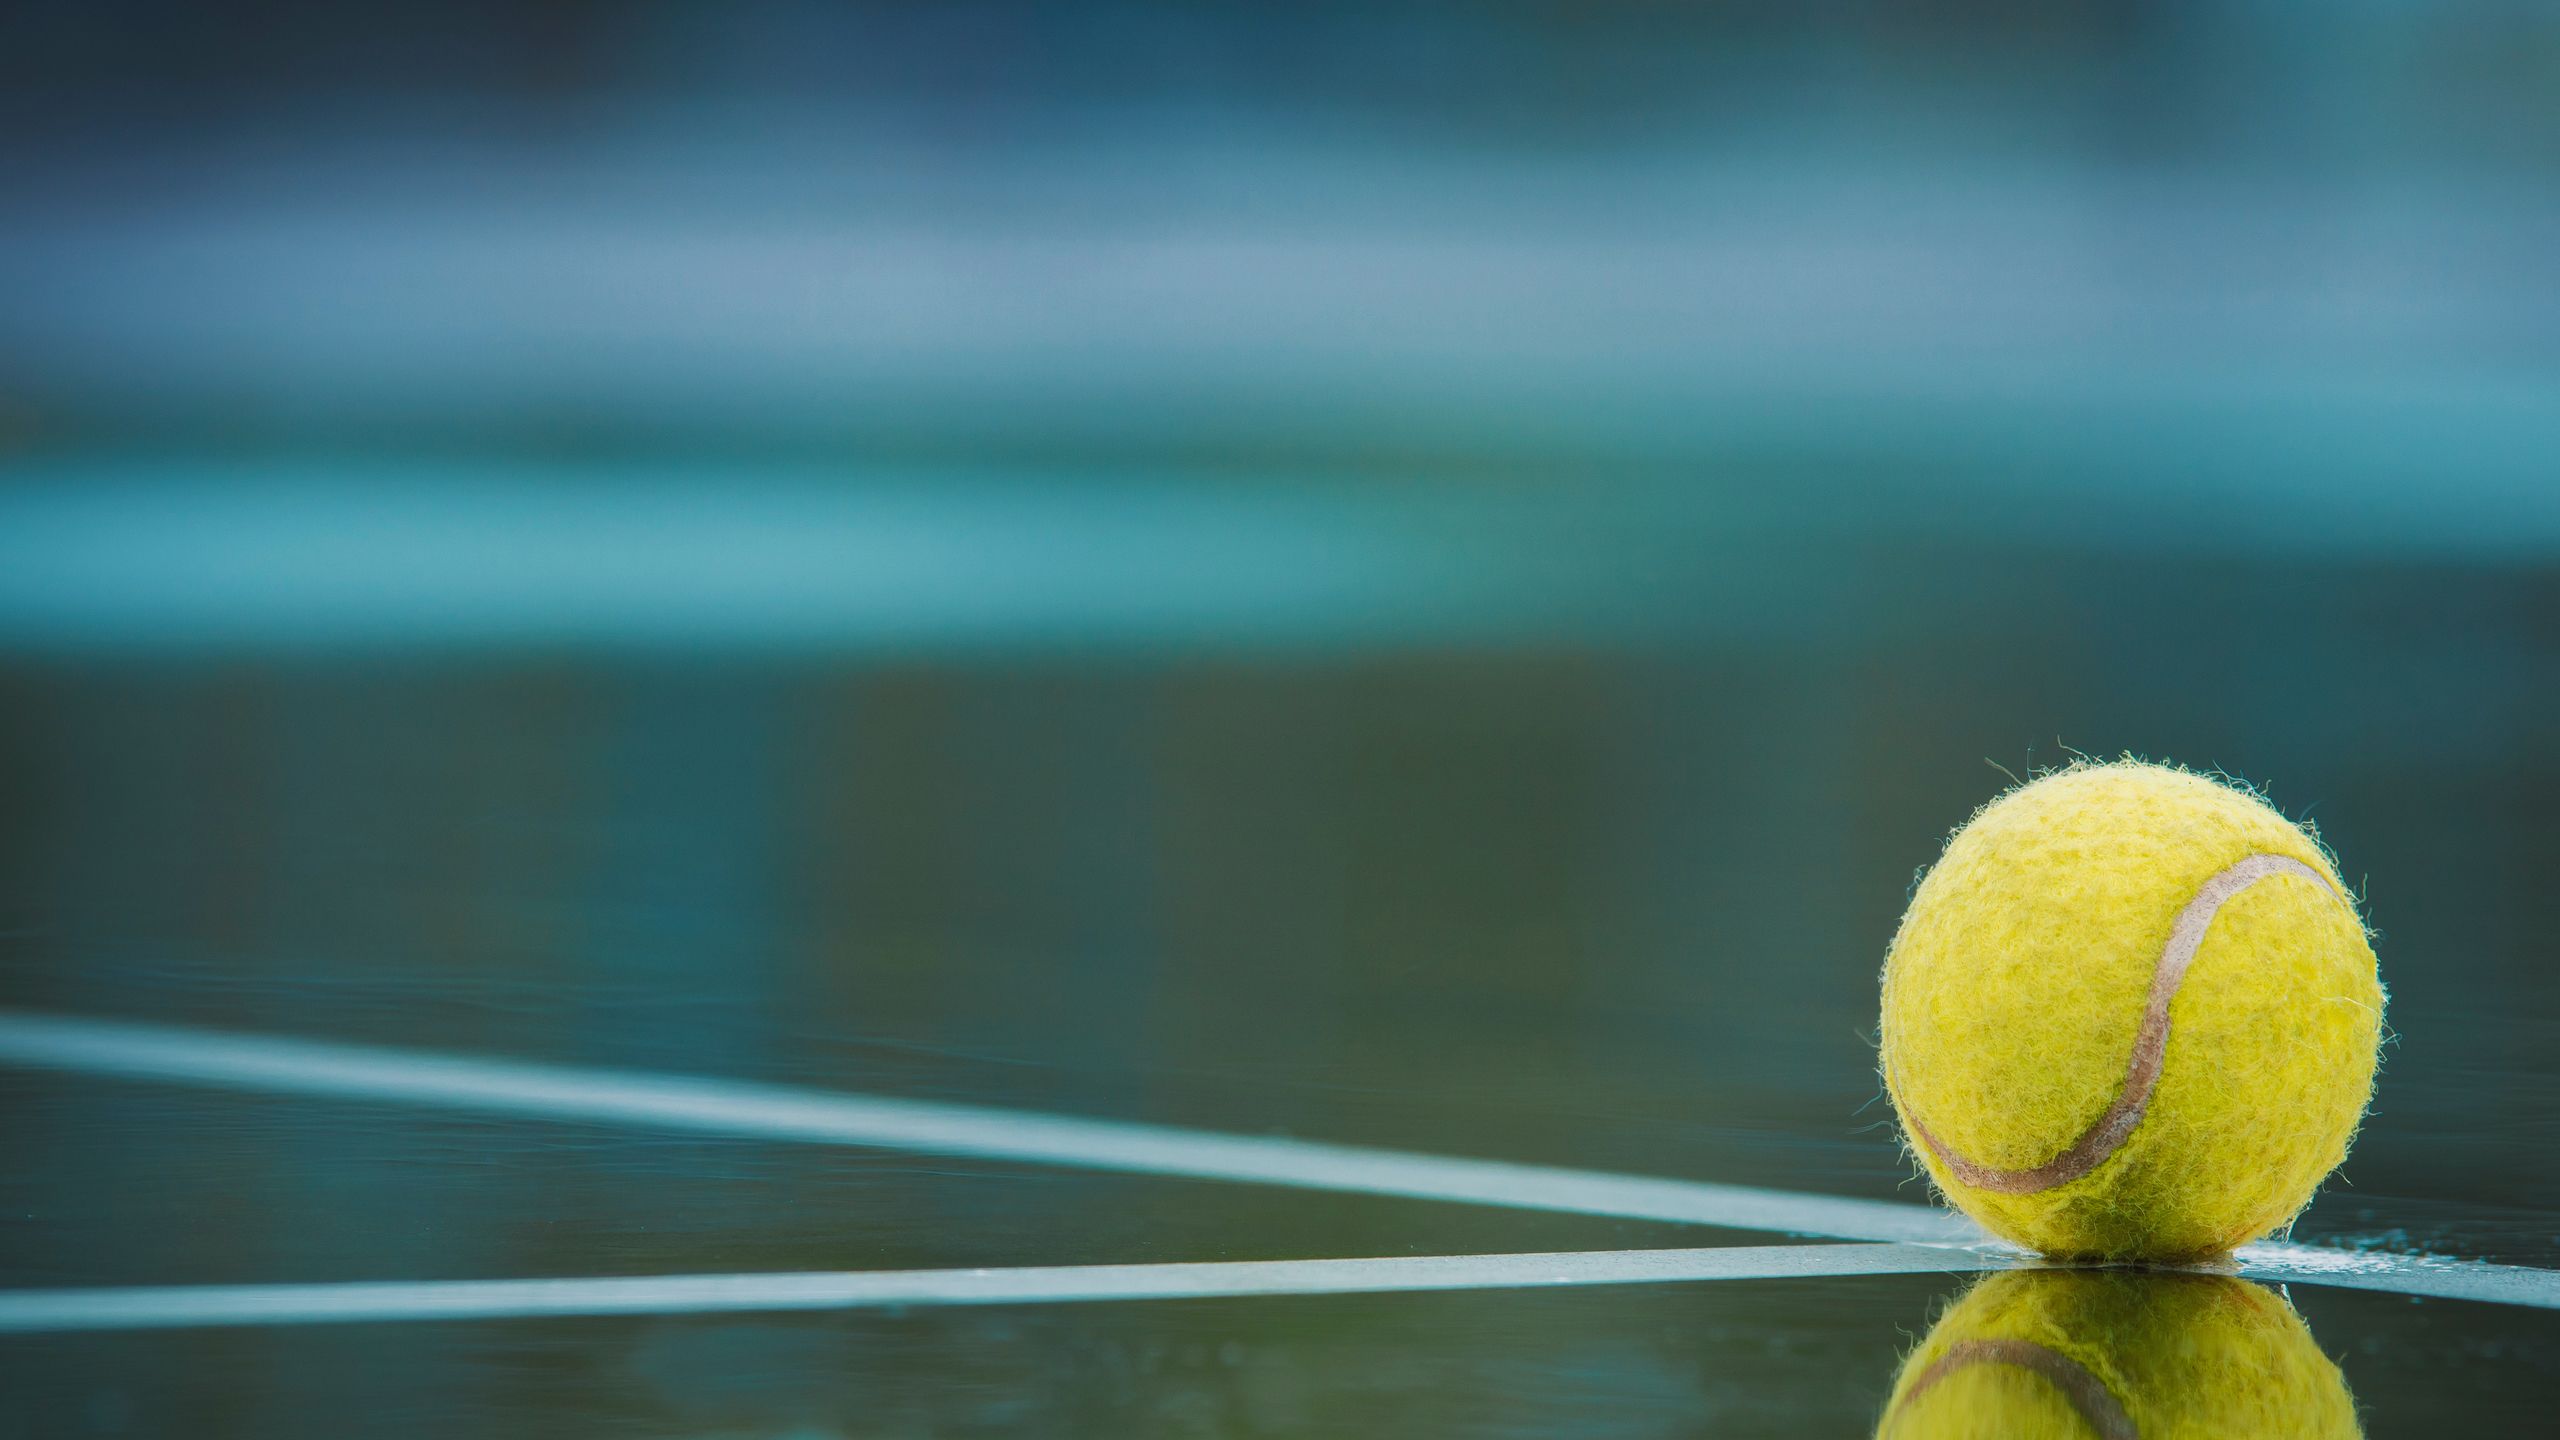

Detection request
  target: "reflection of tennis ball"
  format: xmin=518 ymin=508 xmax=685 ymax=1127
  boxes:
xmin=1881 ymin=761 xmax=2384 ymax=1260
xmin=1877 ymin=1270 xmax=2360 ymax=1439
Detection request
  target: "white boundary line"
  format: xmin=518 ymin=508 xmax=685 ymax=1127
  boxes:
xmin=0 ymin=1010 xmax=1970 ymax=1245
xmin=0 ymin=1244 xmax=1994 ymax=1333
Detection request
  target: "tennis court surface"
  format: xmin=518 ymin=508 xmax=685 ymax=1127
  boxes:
xmin=4 ymin=467 xmax=2559 ymax=1435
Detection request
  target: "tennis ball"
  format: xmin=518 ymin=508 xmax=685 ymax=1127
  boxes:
xmin=1880 ymin=760 xmax=2384 ymax=1261
xmin=1876 ymin=1270 xmax=2361 ymax=1439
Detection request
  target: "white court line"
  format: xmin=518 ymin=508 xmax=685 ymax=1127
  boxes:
xmin=0 ymin=1010 xmax=1970 ymax=1246
xmin=2235 ymin=1243 xmax=2560 ymax=1311
xmin=1 ymin=1010 xmax=2555 ymax=1313
xmin=0 ymin=1244 xmax=1995 ymax=1334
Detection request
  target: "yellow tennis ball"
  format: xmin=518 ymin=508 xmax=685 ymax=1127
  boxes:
xmin=1876 ymin=1270 xmax=2361 ymax=1439
xmin=1880 ymin=760 xmax=2384 ymax=1261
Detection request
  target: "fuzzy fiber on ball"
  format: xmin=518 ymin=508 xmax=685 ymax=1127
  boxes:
xmin=1880 ymin=761 xmax=2385 ymax=1261
xmin=1877 ymin=1270 xmax=2361 ymax=1439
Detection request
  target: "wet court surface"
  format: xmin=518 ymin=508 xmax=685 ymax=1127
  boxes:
xmin=3 ymin=469 xmax=2559 ymax=1435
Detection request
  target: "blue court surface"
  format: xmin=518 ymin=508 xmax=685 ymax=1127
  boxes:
xmin=3 ymin=459 xmax=2559 ymax=1436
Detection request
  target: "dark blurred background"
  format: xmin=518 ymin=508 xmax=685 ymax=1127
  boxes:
xmin=3 ymin=3 xmax=2559 ymax=1435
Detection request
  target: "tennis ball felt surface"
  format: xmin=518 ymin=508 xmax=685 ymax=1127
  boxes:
xmin=1876 ymin=1270 xmax=2360 ymax=1439
xmin=1880 ymin=761 xmax=2384 ymax=1261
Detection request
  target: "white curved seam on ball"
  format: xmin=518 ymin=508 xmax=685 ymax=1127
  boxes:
xmin=1892 ymin=1337 xmax=2136 ymax=1440
xmin=1905 ymin=852 xmax=2340 ymax=1196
